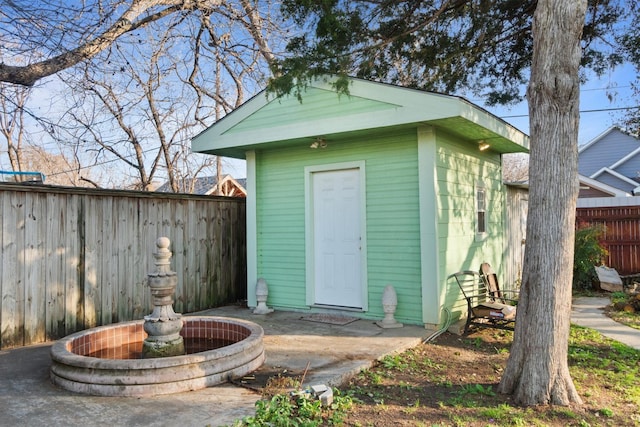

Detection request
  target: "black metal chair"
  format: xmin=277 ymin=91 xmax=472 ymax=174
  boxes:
xmin=449 ymin=264 xmax=518 ymax=333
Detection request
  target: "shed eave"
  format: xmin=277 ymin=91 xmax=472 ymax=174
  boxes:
xmin=191 ymin=76 xmax=529 ymax=155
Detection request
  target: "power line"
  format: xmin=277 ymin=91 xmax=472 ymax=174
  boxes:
xmin=25 ymin=99 xmax=640 ymax=181
xmin=46 ymin=145 xmax=162 ymax=178
xmin=500 ymin=105 xmax=640 ymax=119
xmin=38 ymin=104 xmax=640 ymax=180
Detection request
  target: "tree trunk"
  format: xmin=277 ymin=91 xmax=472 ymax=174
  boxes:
xmin=497 ymin=0 xmax=587 ymax=406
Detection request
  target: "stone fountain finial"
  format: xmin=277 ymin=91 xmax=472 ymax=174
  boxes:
xmin=142 ymin=237 xmax=185 ymax=358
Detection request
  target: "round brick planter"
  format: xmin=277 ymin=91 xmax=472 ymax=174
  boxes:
xmin=50 ymin=316 xmax=265 ymax=397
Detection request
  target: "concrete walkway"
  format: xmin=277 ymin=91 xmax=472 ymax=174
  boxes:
xmin=571 ymin=296 xmax=640 ymax=350
xmin=0 ymin=298 xmax=638 ymax=427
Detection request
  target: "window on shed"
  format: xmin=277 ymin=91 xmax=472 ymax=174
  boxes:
xmin=476 ymin=186 xmax=487 ymax=235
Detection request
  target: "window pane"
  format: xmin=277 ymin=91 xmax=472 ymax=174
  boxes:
xmin=478 ymin=211 xmax=486 ymax=233
xmin=477 ymin=187 xmax=486 ymax=234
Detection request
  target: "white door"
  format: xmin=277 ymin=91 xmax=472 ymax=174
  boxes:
xmin=312 ymin=168 xmax=362 ymax=308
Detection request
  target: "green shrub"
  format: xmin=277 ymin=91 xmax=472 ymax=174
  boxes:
xmin=573 ymin=225 xmax=608 ymax=291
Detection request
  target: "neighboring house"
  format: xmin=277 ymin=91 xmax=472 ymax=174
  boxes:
xmin=155 ymin=175 xmax=246 ymax=197
xmin=578 ymin=127 xmax=640 ymax=198
xmin=192 ymin=77 xmax=529 ymax=329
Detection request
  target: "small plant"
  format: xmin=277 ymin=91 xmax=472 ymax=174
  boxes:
xmin=381 ymin=354 xmax=408 ymax=370
xmin=463 ymin=337 xmax=483 ymax=348
xmin=573 ymin=225 xmax=608 ymax=291
xmin=362 ymin=391 xmax=384 ymax=403
xmin=401 ymin=399 xmax=420 ymax=415
xmin=398 ymin=380 xmax=413 ymax=390
xmin=599 ymin=407 xmax=615 ymax=417
xmin=444 ymin=384 xmax=496 ymax=408
xmin=261 ymin=375 xmax=301 ymax=399
xmin=457 ymin=383 xmax=496 ymax=397
xmin=362 ymin=370 xmax=383 ymax=385
xmin=550 ymin=406 xmax=579 ymax=419
xmin=610 ymin=291 xmax=628 ymax=304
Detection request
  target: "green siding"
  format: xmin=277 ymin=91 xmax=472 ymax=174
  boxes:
xmin=255 ymin=126 xmax=508 ymax=326
xmin=226 ymin=87 xmax=399 ymax=135
xmin=256 ymin=129 xmax=424 ymax=324
xmin=434 ymin=131 xmax=506 ymax=322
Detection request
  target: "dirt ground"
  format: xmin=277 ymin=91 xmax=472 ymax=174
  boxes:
xmin=338 ymin=327 xmax=637 ymax=426
xmin=243 ymin=315 xmax=638 ymax=426
xmin=342 ymin=329 xmax=520 ymax=426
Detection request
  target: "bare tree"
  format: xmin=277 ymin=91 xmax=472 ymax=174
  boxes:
xmin=0 ymin=0 xmax=225 ymax=86
xmin=0 ymin=82 xmax=30 ymax=174
xmin=18 ymin=145 xmax=100 ymax=186
xmin=0 ymin=84 xmax=100 ymax=186
xmin=49 ymin=0 xmax=279 ymax=190
xmin=497 ymin=0 xmax=587 ymax=406
xmin=503 ymin=153 xmax=529 ymax=183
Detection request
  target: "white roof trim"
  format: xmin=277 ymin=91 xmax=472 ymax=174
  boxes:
xmin=590 ymin=167 xmax=640 ymax=187
xmin=578 ymin=174 xmax=630 ymax=197
xmin=578 ymin=126 xmax=619 ymax=153
xmin=608 ymin=144 xmax=640 ymax=170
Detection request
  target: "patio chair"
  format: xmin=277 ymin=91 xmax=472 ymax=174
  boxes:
xmin=449 ymin=263 xmax=519 ymax=333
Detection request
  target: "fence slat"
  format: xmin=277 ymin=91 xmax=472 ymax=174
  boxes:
xmin=23 ymin=193 xmax=47 ymax=344
xmin=46 ymin=194 xmax=65 ymax=341
xmin=83 ymin=196 xmax=100 ymax=328
xmin=64 ymin=195 xmax=81 ymax=334
xmin=1 ymin=192 xmax=24 ymax=347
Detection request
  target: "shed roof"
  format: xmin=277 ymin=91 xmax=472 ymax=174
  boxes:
xmin=192 ymin=77 xmax=529 ymax=158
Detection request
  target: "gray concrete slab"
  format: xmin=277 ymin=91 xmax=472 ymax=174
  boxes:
xmin=571 ymin=296 xmax=640 ymax=350
xmin=0 ymin=306 xmax=428 ymax=427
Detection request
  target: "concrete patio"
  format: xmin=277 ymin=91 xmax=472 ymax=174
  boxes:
xmin=0 ymin=305 xmax=428 ymax=427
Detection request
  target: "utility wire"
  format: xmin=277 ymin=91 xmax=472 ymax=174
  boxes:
xmin=29 ymin=105 xmax=640 ymax=181
xmin=501 ymin=105 xmax=640 ymax=119
xmin=46 ymin=145 xmax=162 ymax=177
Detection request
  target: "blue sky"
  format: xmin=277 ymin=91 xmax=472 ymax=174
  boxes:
xmin=483 ymin=63 xmax=638 ymax=147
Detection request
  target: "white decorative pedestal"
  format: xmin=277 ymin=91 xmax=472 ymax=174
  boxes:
xmin=253 ymin=278 xmax=274 ymax=314
xmin=376 ymin=285 xmax=403 ymax=328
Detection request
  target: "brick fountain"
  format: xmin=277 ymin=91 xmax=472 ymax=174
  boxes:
xmin=50 ymin=237 xmax=265 ymax=397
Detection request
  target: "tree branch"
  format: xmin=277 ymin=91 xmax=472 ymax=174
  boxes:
xmin=0 ymin=0 xmax=218 ymax=86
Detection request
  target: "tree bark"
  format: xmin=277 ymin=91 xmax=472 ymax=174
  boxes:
xmin=498 ymin=0 xmax=587 ymax=406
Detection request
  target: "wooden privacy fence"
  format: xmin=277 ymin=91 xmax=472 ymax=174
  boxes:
xmin=576 ymin=205 xmax=640 ymax=275
xmin=0 ymin=183 xmax=246 ymax=349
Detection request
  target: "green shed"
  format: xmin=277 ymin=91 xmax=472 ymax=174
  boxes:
xmin=192 ymin=77 xmax=529 ymax=329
